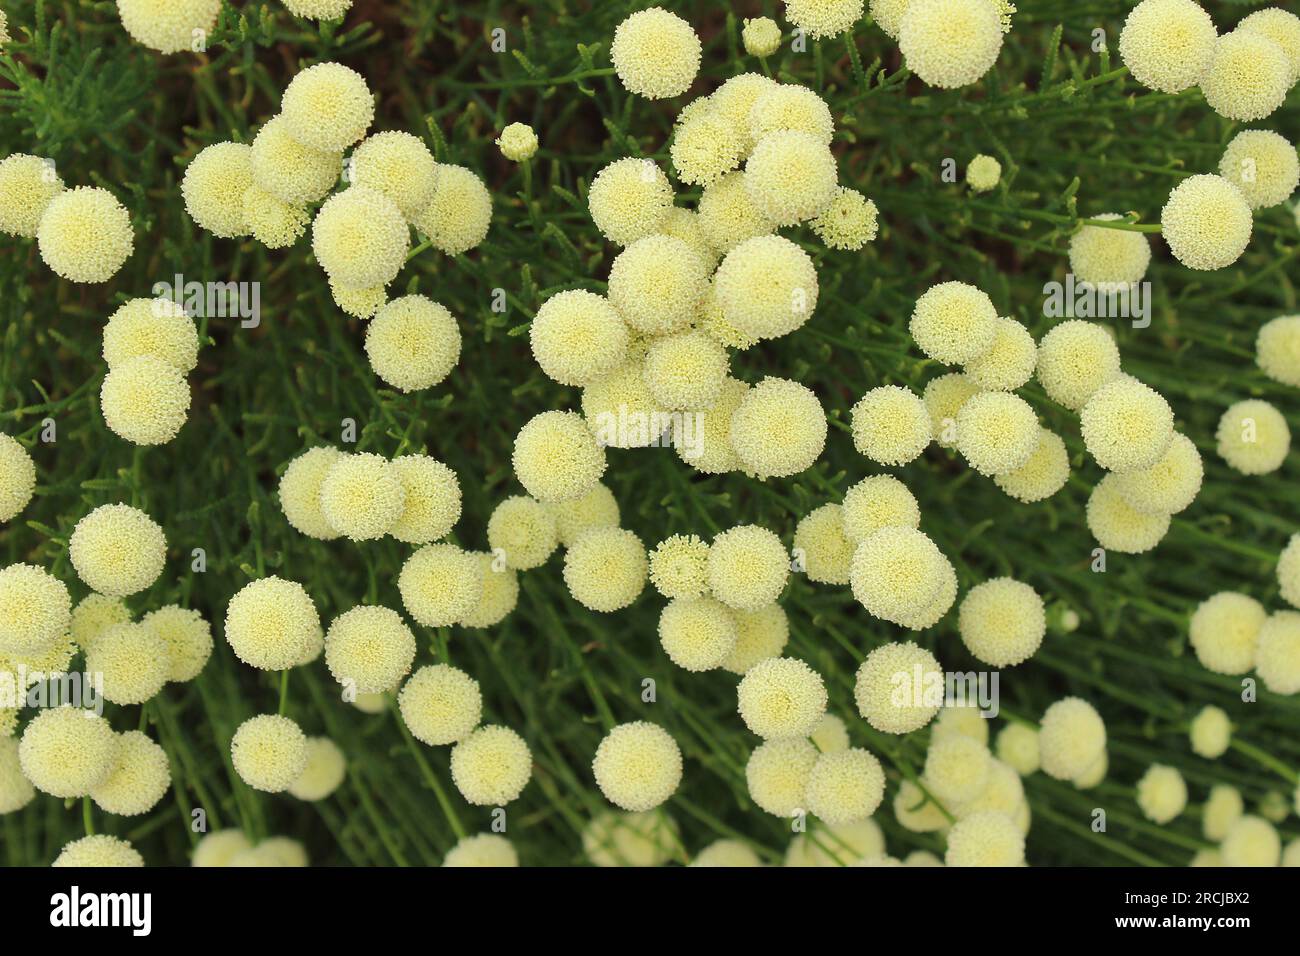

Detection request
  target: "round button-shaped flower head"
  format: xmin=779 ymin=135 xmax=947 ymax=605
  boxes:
xmin=995 ymin=723 xmax=1040 ymax=776
xmin=1238 ymin=8 xmax=1300 ymax=84
xmin=658 ymin=596 xmax=738 ymax=672
xmin=364 ymin=294 xmax=460 ymax=393
xmin=1135 ymin=763 xmax=1187 ymax=824
xmin=850 ymin=526 xmax=947 ymax=625
xmin=714 ymin=235 xmax=818 ymax=341
xmin=1111 ymin=432 xmax=1203 ymax=516
xmin=587 ymin=158 xmax=673 ymax=247
xmin=398 ymin=543 xmax=482 ymax=628
xmin=0 ymin=737 xmax=36 ymax=813
xmin=438 ymin=832 xmax=520 ymax=868
xmin=387 ymin=454 xmax=461 ymax=546
xmin=331 ymin=280 xmax=386 ymax=319
xmin=0 ymin=563 xmax=71 ymax=657
xmin=805 ymin=748 xmax=885 ymax=825
xmin=922 ymin=373 xmax=979 ymax=448
xmin=581 ymin=358 xmax=670 ymax=450
xmin=487 ymin=495 xmax=558 ymax=571
xmin=286 ymin=737 xmax=346 ymax=801
xmin=696 ymin=171 xmax=776 ymax=255
xmin=398 ymin=664 xmax=482 ymax=746
xmin=748 ymin=83 xmax=835 ymax=145
xmin=492 ymin=122 xmax=538 ymax=164
xmin=1035 ymin=319 xmax=1122 ymax=410
xmin=224 ymin=576 xmax=321 ymax=671
xmin=898 ymin=0 xmax=1004 ymax=89
xmin=545 ymin=483 xmax=620 ymax=548
xmin=1086 ymin=474 xmax=1171 ymax=554
xmin=583 ymin=809 xmax=680 ymax=867
xmin=278 ymin=446 xmax=343 ymax=541
xmin=966 ymin=154 xmax=1001 ymax=193
xmin=841 ymin=475 xmax=921 ymax=544
xmin=324 ymin=605 xmax=416 ymax=695
xmin=868 ymin=0 xmax=911 ymax=39
xmin=783 ymin=0 xmax=864 ymax=39
xmin=319 ymin=452 xmax=405 ymax=541
xmin=794 ymin=504 xmax=854 ymax=586
xmin=722 ymin=604 xmax=790 ymax=675
xmin=1189 ymin=705 xmax=1231 ymax=759
xmin=140 ymin=605 xmax=211 ymax=683
xmin=811 ymin=187 xmax=879 ymax=250
xmin=959 ymin=578 xmax=1046 ymax=667
xmin=678 ymin=377 xmax=749 ymax=474
xmin=691 ymin=839 xmax=762 ymax=867
xmin=1118 ymin=0 xmax=1216 ymax=93
xmin=708 ymin=524 xmax=789 ymax=612
xmin=0 ymin=433 xmax=35 ymax=523
xmin=1257 ymin=315 xmax=1300 ymax=387
xmin=1161 ymin=173 xmax=1253 ymax=271
xmin=954 ymin=391 xmax=1040 ymax=478
xmin=855 ymin=641 xmax=943 ymax=735
xmin=1201 ymin=29 xmax=1291 ymax=122
xmin=451 ymin=725 xmax=532 ymax=806
xmin=649 ymin=533 xmax=709 ymax=599
xmin=643 ymin=331 xmax=729 ymax=411
xmin=811 ymin=713 xmax=851 ymax=753
xmin=53 ymin=835 xmax=144 ymax=868
xmin=20 ymin=706 xmax=118 ymax=799
xmin=102 ymin=298 xmax=198 ymax=374
xmin=945 ymin=810 xmax=1024 ymax=866
xmin=1080 ymin=377 xmax=1174 ymax=473
xmin=69 ymin=503 xmax=166 ymax=598
xmin=282 ymin=0 xmax=353 ymax=19
xmin=608 ymin=235 xmax=708 ymax=335
xmin=1222 ymin=815 xmax=1281 ymax=867
xmin=0 ymin=153 xmax=64 ymax=238
xmin=86 ymin=622 xmax=168 ymax=705
xmin=180 ymin=142 xmax=253 ymax=239
xmin=1038 ymin=696 xmax=1106 ymax=782
xmin=737 ymin=657 xmax=828 ymax=739
xmin=90 ymin=730 xmax=170 ymax=816
xmin=280 ymin=61 xmax=373 ymax=152
xmin=1068 ymin=214 xmax=1153 ymax=287
xmin=994 ymin=427 xmax=1070 ymax=503
xmin=351 ymin=130 xmax=438 ymax=220
xmin=786 ymin=818 xmax=885 ymax=866
xmin=1190 ymin=592 xmax=1266 ymax=675
xmin=709 ymin=72 xmax=779 ymax=147
xmin=850 ymin=385 xmax=931 ymax=467
xmin=1256 ymin=611 xmax=1300 ymax=694
xmin=312 ymin=186 xmax=409 ymax=289
xmin=1216 ymin=398 xmax=1291 ymax=475
xmin=116 ymin=0 xmax=220 ymax=53
xmin=746 ymin=737 xmax=818 ymax=817
xmin=530 ymin=290 xmax=630 ymax=387
xmin=743 ymin=130 xmax=838 ymax=226
xmin=742 ymin=15 xmax=782 ymax=56
xmin=910 ymin=281 xmax=998 ymax=365
xmin=36 ymin=185 xmax=133 ymax=282
xmin=611 ymin=7 xmax=701 ymax=99
xmin=933 ymin=705 xmax=993 ymax=744
xmin=655 ymin=206 xmax=718 ymax=272
xmin=963 ymin=317 xmax=1035 ymax=392
xmin=670 ymin=112 xmax=742 ymax=187
xmin=70 ymin=593 xmax=129 ymax=652
xmin=250 ymin=114 xmax=343 ymax=206
xmin=512 ymin=410 xmax=607 ymax=503
xmin=1278 ymin=533 xmax=1300 ymax=610
xmin=729 ymin=377 xmax=828 ymax=479
xmin=1219 ymin=130 xmax=1299 ymax=211
xmin=100 ymin=354 xmax=191 ymax=446
xmin=563 ymin=527 xmax=647 ymax=613
xmin=230 ymin=714 xmax=308 ymax=793
xmin=412 ymin=163 xmax=492 ymax=255
xmin=242 ymin=184 xmax=309 ymax=249
xmin=592 ymin=721 xmax=683 ymax=812
xmin=459 ymin=552 xmax=520 ymax=629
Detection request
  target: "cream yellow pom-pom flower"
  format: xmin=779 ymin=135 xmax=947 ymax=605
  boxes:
xmin=1118 ymin=0 xmax=1217 ymax=93
xmin=1086 ymin=474 xmax=1170 ymax=554
xmin=451 ymin=724 xmax=532 ymax=805
xmin=319 ymin=452 xmax=406 ymax=541
xmin=932 ymin=703 xmax=990 ymax=746
xmin=250 ymin=114 xmax=343 ymax=206
xmin=1202 ymin=791 xmax=1244 ymax=843
xmin=1080 ymin=377 xmax=1174 ymax=473
xmin=945 ymin=811 xmax=1025 ymax=866
xmin=710 ymin=72 xmax=778 ymax=149
xmin=587 ymin=158 xmax=673 ymax=247
xmin=1256 ymin=315 xmax=1300 ymax=388
xmin=1189 ymin=705 xmax=1231 ymax=759
xmin=280 ymin=61 xmax=374 ymax=152
xmin=714 ymin=235 xmax=818 ymax=341
xmin=312 ymin=186 xmax=410 ymax=290
xmin=1238 ymin=8 xmax=1300 ymax=84
xmin=658 ymin=596 xmax=738 ymax=672
xmin=850 ymin=385 xmax=932 ymax=467
xmin=805 ymin=748 xmax=885 ymax=825
xmin=365 ymin=295 xmax=460 ymax=393
xmin=387 ymin=454 xmax=461 ymax=545
xmin=412 ymin=163 xmax=492 ymax=256
xmin=442 ymin=833 xmax=519 ymax=867
xmin=116 ymin=0 xmax=221 ymax=54
xmin=729 ymin=377 xmax=828 ymax=479
xmin=1035 ymin=320 xmax=1121 ymax=410
xmin=495 ymin=122 xmax=538 ymax=163
xmin=53 ymin=835 xmax=144 ymax=868
xmin=670 ymin=112 xmax=742 ymax=187
xmin=593 ymin=721 xmax=683 ymax=812
xmin=140 ymin=605 xmax=211 ymax=683
xmin=69 ymin=503 xmax=166 ymax=598
xmin=607 ymin=235 xmax=708 ymax=335
xmin=708 ymin=524 xmax=789 ymax=611
xmin=924 ymin=735 xmax=991 ymax=804
xmin=90 ymin=730 xmax=170 ymax=816
xmin=966 ymin=154 xmax=1001 ymax=193
xmin=811 ymin=713 xmax=851 ymax=753
xmin=69 ymin=593 xmax=129 ymax=653
xmin=1219 ymin=130 xmax=1299 ymax=211
xmin=649 ymin=533 xmax=709 ymax=599
xmin=530 ymin=290 xmax=630 ymax=387
xmin=1222 ymin=815 xmax=1281 ymax=867
xmin=994 ymin=427 xmax=1070 ymax=503
xmin=181 ymin=142 xmax=252 ymax=239
xmin=850 ymin=526 xmax=949 ymax=626
xmin=37 ymin=186 xmax=134 ymax=282
xmin=655 ymin=206 xmax=717 ymax=271
xmin=278 ymin=446 xmax=343 ymax=541
xmin=351 ymin=130 xmax=438 ymax=220
xmin=1160 ymin=174 xmax=1253 ymax=271
xmin=398 ymin=664 xmax=482 ymax=746
xmin=959 ymin=577 xmax=1046 ymax=667
xmin=512 ymin=411 xmax=607 ymax=503
xmin=1200 ymin=29 xmax=1291 ymax=122
xmin=0 ymin=737 xmax=36 ymax=813
xmin=0 ymin=433 xmax=35 ymax=524
xmin=100 ymin=355 xmax=191 ymax=446
xmin=696 ymin=171 xmax=776 ymax=255
xmin=487 ymin=495 xmax=558 ymax=571
xmin=324 ymin=605 xmax=416 ymax=694
xmin=1216 ymin=398 xmax=1291 ymax=475
xmin=331 ymin=280 xmax=386 ymax=319
xmin=911 ymin=280 xmax=998 ymax=364
xmin=398 ymin=543 xmax=482 ymax=627
xmin=783 ymin=0 xmax=864 ymax=39
xmin=545 ymin=483 xmax=620 ymax=547
xmin=793 ymin=504 xmax=855 ymax=586
xmin=286 ymin=737 xmax=347 ymax=801
xmin=691 ymin=839 xmax=762 ymax=867
xmin=1255 ymin=611 xmax=1300 ymax=694
xmin=0 ymin=153 xmax=63 ymax=238
xmin=1111 ymin=432 xmax=1202 ymax=515
xmin=0 ymin=563 xmax=71 ymax=657
xmin=102 ymin=298 xmax=198 ymax=373
xmin=243 ymin=185 xmax=308 ymax=249
xmin=722 ymin=604 xmax=790 ymax=675
xmin=610 ymin=7 xmax=701 ymax=99
xmin=562 ymin=527 xmax=647 ymax=612
xmin=1190 ymin=591 xmax=1266 ymax=675
xmin=995 ymin=723 xmax=1040 ymax=776
xmin=898 ymin=0 xmax=1004 ymax=89
xmin=224 ymin=576 xmax=321 ymax=671
xmin=746 ymin=737 xmax=817 ymax=816
xmin=737 ymin=657 xmax=828 ymax=739
xmin=868 ymin=0 xmax=912 ymax=39
xmin=644 ymin=331 xmax=728 ymax=410
xmin=459 ymin=552 xmax=520 ymax=630
xmin=677 ymin=376 xmax=749 ymax=474
xmin=86 ymin=622 xmax=168 ymax=705
xmin=582 ymin=358 xmax=669 ymax=450
xmin=964 ymin=316 xmax=1036 ymax=392
xmin=748 ymin=83 xmax=835 ymax=145
xmin=742 ymin=16 xmax=782 ymax=57
xmin=282 ymin=0 xmax=352 ymax=19
xmin=230 ymin=714 xmax=308 ymax=793
xmin=1038 ymin=696 xmax=1106 ymax=782
xmin=743 ymin=130 xmax=838 ymax=227
xmin=1136 ymin=764 xmax=1187 ymax=824
xmin=1068 ymin=214 xmax=1153 ymax=287
xmin=19 ymin=707 xmax=118 ymax=798
xmin=955 ymin=391 xmax=1039 ymax=477
xmin=811 ymin=187 xmax=879 ymax=250
xmin=841 ymin=474 xmax=921 ymax=543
